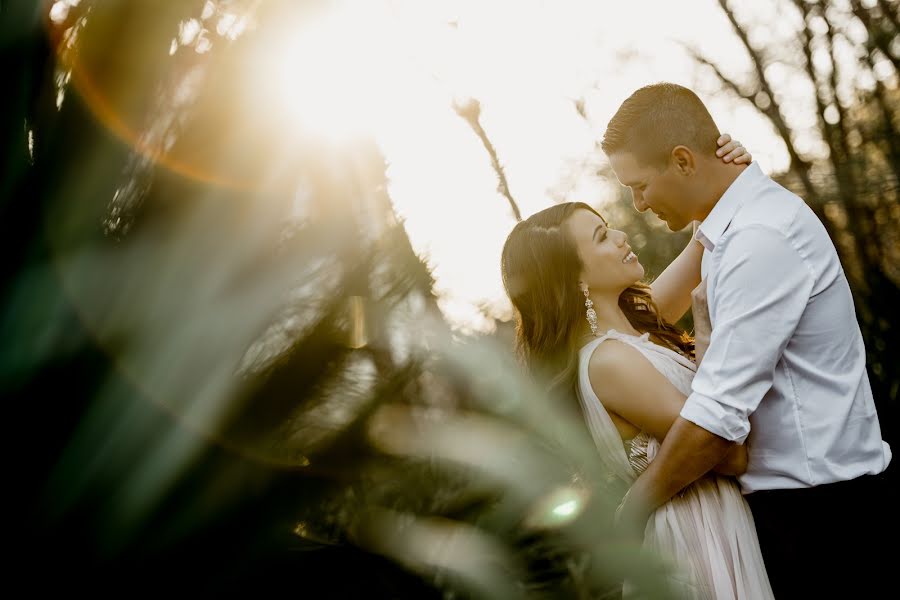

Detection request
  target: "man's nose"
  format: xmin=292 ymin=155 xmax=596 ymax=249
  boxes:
xmin=632 ymin=190 xmax=648 ymax=212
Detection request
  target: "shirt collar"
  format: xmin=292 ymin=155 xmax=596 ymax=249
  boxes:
xmin=695 ymin=162 xmax=763 ymax=251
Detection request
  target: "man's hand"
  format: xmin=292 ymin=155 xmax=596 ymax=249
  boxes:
xmin=692 ymin=279 xmax=711 ymax=366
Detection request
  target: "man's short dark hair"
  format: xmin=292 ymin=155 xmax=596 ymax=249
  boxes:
xmin=601 ymin=83 xmax=721 ymax=168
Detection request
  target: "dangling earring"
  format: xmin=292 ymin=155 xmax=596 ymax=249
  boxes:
xmin=583 ymin=285 xmax=599 ymax=336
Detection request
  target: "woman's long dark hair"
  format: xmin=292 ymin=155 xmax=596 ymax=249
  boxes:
xmin=500 ymin=202 xmax=693 ymax=398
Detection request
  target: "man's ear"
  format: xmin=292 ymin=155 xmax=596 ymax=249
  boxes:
xmin=671 ymin=145 xmax=695 ymax=175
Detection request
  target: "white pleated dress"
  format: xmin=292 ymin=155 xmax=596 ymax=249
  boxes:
xmin=577 ymin=329 xmax=774 ymax=599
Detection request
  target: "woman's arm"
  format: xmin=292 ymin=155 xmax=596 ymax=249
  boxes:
xmin=588 ymin=340 xmax=741 ymax=475
xmin=650 ymin=223 xmax=703 ymax=324
xmin=650 ymin=134 xmax=751 ymax=324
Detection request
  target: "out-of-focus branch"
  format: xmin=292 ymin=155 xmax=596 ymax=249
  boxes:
xmin=849 ymin=0 xmax=900 ymax=73
xmin=712 ymin=0 xmax=821 ymax=204
xmin=793 ymin=0 xmax=843 ymax=161
xmin=823 ymin=1 xmax=895 ymax=275
xmin=852 ymin=0 xmax=900 ymax=187
xmin=794 ymin=1 xmax=858 ymax=200
xmin=716 ymin=0 xmax=792 ymax=133
xmin=876 ymin=0 xmax=900 ymax=37
xmin=862 ymin=47 xmax=900 ymax=185
xmin=821 ymin=6 xmax=853 ymax=160
xmin=453 ymin=98 xmax=523 ymax=222
xmin=800 ymin=1 xmax=879 ymax=271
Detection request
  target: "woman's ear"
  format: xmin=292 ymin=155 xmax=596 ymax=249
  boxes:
xmin=671 ymin=145 xmax=695 ymax=175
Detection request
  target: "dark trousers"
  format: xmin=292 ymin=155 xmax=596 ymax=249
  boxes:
xmin=745 ymin=467 xmax=897 ymax=598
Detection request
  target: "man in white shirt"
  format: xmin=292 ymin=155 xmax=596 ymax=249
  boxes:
xmin=603 ymin=82 xmax=893 ymax=597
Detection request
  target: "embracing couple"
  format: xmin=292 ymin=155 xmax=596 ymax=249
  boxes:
xmin=502 ymin=83 xmax=893 ymax=598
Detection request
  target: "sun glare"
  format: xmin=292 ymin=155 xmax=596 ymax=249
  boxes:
xmin=262 ymin=3 xmax=420 ymax=143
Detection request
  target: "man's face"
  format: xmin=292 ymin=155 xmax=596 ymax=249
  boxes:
xmin=608 ymin=151 xmax=695 ymax=231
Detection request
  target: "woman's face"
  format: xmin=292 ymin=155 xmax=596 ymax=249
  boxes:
xmin=567 ymin=209 xmax=644 ymax=294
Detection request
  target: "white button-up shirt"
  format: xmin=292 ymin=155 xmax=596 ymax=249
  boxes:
xmin=681 ymin=162 xmax=892 ymax=493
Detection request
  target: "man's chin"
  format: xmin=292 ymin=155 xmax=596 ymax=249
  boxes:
xmin=664 ymin=218 xmax=689 ymax=231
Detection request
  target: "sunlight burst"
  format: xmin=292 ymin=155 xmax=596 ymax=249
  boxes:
xmin=262 ymin=3 xmax=421 ymax=143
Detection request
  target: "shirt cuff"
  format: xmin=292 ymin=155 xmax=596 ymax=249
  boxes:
xmin=680 ymin=392 xmax=751 ymax=444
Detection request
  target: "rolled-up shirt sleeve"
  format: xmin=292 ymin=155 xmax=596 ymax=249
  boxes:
xmin=681 ymin=224 xmax=815 ymax=443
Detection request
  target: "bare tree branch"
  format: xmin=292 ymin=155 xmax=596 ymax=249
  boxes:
xmin=876 ymin=0 xmax=900 ymax=37
xmin=849 ymin=0 xmax=900 ymax=73
xmin=862 ymin=48 xmax=900 ymax=185
xmin=820 ymin=4 xmax=854 ymax=162
xmin=453 ymin=98 xmax=523 ymax=222
xmin=813 ymin=2 xmax=883 ymax=269
xmin=835 ymin=0 xmax=900 ymax=186
xmin=793 ymin=0 xmax=843 ymax=159
xmin=714 ymin=0 xmax=821 ymax=204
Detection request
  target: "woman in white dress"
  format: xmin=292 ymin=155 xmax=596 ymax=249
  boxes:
xmin=500 ymin=138 xmax=773 ymax=599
